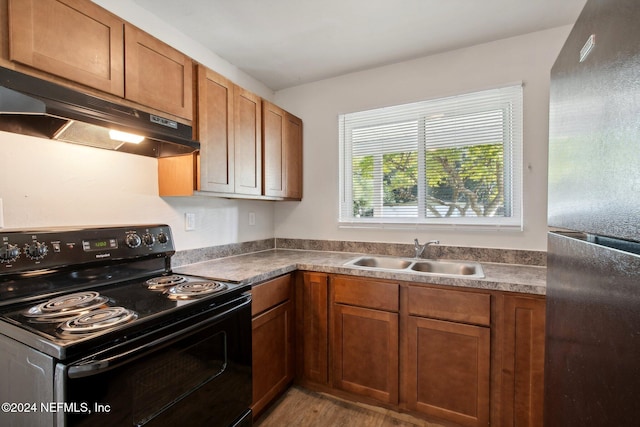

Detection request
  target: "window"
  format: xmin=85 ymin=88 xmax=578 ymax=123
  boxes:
xmin=339 ymin=85 xmax=522 ymax=228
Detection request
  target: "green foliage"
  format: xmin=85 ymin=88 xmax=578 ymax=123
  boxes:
xmin=352 ymin=156 xmax=374 ymax=217
xmin=383 ymin=152 xmax=417 ymax=205
xmin=425 ymin=143 xmax=504 ymax=217
xmin=352 ymin=144 xmax=505 ymax=218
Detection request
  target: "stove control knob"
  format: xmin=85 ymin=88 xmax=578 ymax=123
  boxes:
xmin=25 ymin=241 xmax=48 ymax=260
xmin=157 ymin=232 xmax=169 ymax=244
xmin=0 ymin=244 xmax=20 ymax=262
xmin=125 ymin=233 xmax=142 ymax=249
xmin=143 ymin=233 xmax=155 ymax=246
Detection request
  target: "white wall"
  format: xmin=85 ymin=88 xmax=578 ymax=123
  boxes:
xmin=273 ymin=26 xmax=573 ymax=251
xmin=0 ymin=132 xmax=274 ymax=250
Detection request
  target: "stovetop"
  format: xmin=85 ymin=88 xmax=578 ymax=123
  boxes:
xmin=0 ymin=272 xmax=249 ymax=358
xmin=0 ymin=225 xmax=250 ymax=361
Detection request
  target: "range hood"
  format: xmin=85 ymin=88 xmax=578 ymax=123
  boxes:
xmin=0 ymin=66 xmax=199 ymax=157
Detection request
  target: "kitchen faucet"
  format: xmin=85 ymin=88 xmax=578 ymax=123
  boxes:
xmin=414 ymin=238 xmax=439 ymax=258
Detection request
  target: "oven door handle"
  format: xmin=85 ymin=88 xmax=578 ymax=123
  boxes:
xmin=66 ymin=296 xmax=250 ymax=379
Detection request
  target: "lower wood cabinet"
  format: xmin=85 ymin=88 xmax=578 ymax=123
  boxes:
xmin=403 ymin=285 xmax=491 ymax=426
xmin=294 ymin=272 xmax=545 ymax=427
xmin=251 ymin=274 xmax=294 ymax=418
xmin=405 ymin=316 xmax=490 ymax=426
xmin=331 ymin=276 xmax=399 ymax=405
xmin=299 ymin=272 xmax=329 ymax=385
xmin=333 ymin=304 xmax=399 ymax=404
xmin=497 ymin=294 xmax=545 ymax=427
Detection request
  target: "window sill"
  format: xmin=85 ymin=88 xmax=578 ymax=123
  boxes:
xmin=338 ymin=220 xmax=523 ymax=232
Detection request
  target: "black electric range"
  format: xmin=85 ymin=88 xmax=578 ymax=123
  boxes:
xmin=0 ymin=224 xmax=249 ymax=360
xmin=0 ymin=225 xmax=252 ymax=426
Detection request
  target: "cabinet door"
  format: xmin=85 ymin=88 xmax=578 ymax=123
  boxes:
xmin=263 ymin=101 xmax=286 ymax=198
xmin=124 ymin=24 xmax=193 ymax=120
xmin=8 ymin=0 xmax=124 ymax=96
xmin=197 ymin=66 xmax=235 ymax=193
xmin=406 ymin=316 xmax=490 ymax=427
xmin=500 ymin=296 xmax=545 ymax=427
xmin=283 ymin=112 xmax=303 ymax=199
xmin=234 ymin=87 xmax=262 ymax=195
xmin=301 ymin=272 xmax=329 ymax=385
xmin=263 ymin=102 xmax=303 ymax=199
xmin=333 ymin=304 xmax=399 ymax=404
xmin=251 ymin=299 xmax=294 ymax=417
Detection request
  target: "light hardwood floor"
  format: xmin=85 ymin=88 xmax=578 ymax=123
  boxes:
xmin=254 ymin=386 xmax=449 ymax=427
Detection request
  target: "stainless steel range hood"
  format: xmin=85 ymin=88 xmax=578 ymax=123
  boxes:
xmin=0 ymin=66 xmax=199 ymax=157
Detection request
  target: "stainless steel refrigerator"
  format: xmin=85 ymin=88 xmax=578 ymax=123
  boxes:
xmin=545 ymin=0 xmax=640 ymax=425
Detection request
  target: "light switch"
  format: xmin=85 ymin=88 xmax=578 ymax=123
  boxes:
xmin=185 ymin=213 xmax=196 ymax=231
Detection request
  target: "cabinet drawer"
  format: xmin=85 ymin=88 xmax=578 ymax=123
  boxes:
xmin=407 ymin=286 xmax=490 ymax=326
xmin=333 ymin=276 xmax=399 ymax=312
xmin=251 ymin=274 xmax=291 ymax=317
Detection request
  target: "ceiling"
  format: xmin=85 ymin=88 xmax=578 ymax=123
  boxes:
xmin=131 ymin=0 xmax=587 ymax=91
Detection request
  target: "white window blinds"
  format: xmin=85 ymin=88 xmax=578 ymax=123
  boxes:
xmin=339 ymin=84 xmax=523 ymax=227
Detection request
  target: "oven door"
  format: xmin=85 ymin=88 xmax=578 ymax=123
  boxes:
xmin=54 ymin=295 xmax=252 ymax=427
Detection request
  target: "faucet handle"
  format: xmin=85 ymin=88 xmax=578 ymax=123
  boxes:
xmin=413 ymin=239 xmax=439 ymax=259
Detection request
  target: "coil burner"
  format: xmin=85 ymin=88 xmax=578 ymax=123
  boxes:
xmin=23 ymin=291 xmax=109 ymax=322
xmin=145 ymin=275 xmax=188 ymax=290
xmin=166 ymin=282 xmax=228 ymax=300
xmin=58 ymin=307 xmax=138 ymax=337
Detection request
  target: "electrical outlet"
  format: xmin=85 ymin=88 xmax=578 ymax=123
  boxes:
xmin=248 ymin=212 xmax=256 ymax=226
xmin=185 ymin=213 xmax=196 ymax=231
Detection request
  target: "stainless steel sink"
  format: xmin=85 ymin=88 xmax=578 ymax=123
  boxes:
xmin=410 ymin=260 xmax=482 ymax=276
xmin=349 ymin=256 xmax=413 ymax=270
xmin=344 ymin=256 xmax=484 ymax=278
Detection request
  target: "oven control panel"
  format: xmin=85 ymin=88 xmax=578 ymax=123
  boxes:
xmin=0 ymin=224 xmax=174 ymax=273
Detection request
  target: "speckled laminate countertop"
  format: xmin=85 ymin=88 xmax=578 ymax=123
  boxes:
xmin=174 ymin=249 xmax=546 ymax=296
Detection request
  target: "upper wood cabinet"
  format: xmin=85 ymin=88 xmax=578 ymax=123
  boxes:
xmin=7 ymin=0 xmax=125 ymax=96
xmin=159 ymin=65 xmax=304 ymax=199
xmin=197 ymin=66 xmax=235 ymax=193
xmin=5 ymin=0 xmax=193 ymax=120
xmin=162 ymin=66 xmax=262 ymax=197
xmin=283 ymin=113 xmax=303 ymax=199
xmin=263 ymin=101 xmax=303 ymax=200
xmin=158 ymin=153 xmax=198 ymax=196
xmin=124 ymin=24 xmax=193 ymax=120
xmin=234 ymin=87 xmax=262 ymax=196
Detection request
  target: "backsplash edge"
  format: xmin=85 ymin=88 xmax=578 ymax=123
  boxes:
xmin=173 ymin=238 xmax=546 ymax=267
xmin=276 ymin=238 xmax=546 ymax=266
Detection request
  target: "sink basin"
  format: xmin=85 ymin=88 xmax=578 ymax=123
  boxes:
xmin=410 ymin=260 xmax=482 ymax=276
xmin=344 ymin=256 xmax=484 ymax=278
xmin=350 ymin=256 xmax=412 ymax=270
